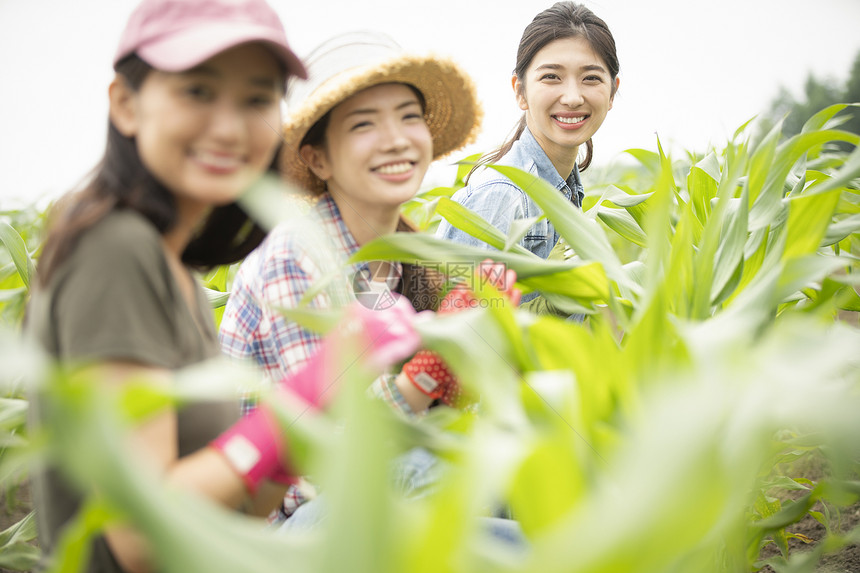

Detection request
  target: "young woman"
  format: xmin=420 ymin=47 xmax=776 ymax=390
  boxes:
xmin=219 ymin=32 xmax=487 ymax=419
xmin=436 ymin=1 xmax=620 ymax=314
xmin=24 ymin=1 xmax=331 ymax=571
xmin=218 ymin=33 xmax=524 ymax=522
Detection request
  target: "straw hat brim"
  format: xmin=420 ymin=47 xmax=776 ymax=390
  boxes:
xmin=279 ymin=54 xmax=482 ymax=194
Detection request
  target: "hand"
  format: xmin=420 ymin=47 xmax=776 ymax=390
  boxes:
xmin=438 ymin=259 xmax=522 ymax=313
xmin=401 ymin=349 xmax=464 ymax=407
xmin=212 ymin=299 xmax=422 ymax=493
xmin=403 ymin=260 xmax=521 ymax=408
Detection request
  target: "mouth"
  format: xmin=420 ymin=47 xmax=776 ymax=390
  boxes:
xmin=191 ymin=150 xmax=245 ymax=173
xmin=372 ymin=161 xmax=417 ymax=176
xmin=552 ymin=114 xmax=588 ymax=129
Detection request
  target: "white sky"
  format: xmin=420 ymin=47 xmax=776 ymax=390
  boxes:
xmin=2 ymin=0 xmax=860 ymax=208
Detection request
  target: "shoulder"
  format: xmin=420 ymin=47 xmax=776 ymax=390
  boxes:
xmin=57 ymin=210 xmax=164 ymax=283
xmin=454 ymin=168 xmax=520 ymax=203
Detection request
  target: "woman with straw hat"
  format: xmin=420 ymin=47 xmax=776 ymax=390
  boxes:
xmin=219 ymin=32 xmax=524 ymax=521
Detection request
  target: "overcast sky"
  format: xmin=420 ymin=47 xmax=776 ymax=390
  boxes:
xmin=2 ymin=0 xmax=860 ymax=207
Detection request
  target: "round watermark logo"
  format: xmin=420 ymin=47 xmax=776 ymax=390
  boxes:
xmin=352 ymin=263 xmax=402 ymax=310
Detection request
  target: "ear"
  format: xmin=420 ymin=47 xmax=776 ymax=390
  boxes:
xmin=299 ymin=143 xmax=332 ymax=182
xmin=512 ymin=75 xmax=528 ymax=111
xmin=108 ymin=74 xmax=139 ymax=137
xmin=608 ymin=76 xmax=621 ymax=110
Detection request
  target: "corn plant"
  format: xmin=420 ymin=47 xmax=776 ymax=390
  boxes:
xmin=1 ymin=105 xmax=859 ymax=572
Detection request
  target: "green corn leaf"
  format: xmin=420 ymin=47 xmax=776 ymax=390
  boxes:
xmin=0 ymin=398 xmax=27 ymax=429
xmin=202 ymin=286 xmax=230 ymax=309
xmin=710 ymin=195 xmax=749 ymax=306
xmin=750 ymin=130 xmax=860 ymax=232
xmin=0 ymin=510 xmax=37 ymax=547
xmin=509 ymin=436 xmax=585 ymax=536
xmin=505 ymin=215 xmax=545 ymax=251
xmin=596 ymin=206 xmax=647 ymax=247
xmin=0 ymin=221 xmax=35 ymax=290
xmin=687 ymin=152 xmax=720 ymax=224
xmin=822 ymin=215 xmax=860 ymax=246
xmin=801 ymin=103 xmax=859 ymax=134
xmin=434 ymin=196 xmax=534 ymax=256
xmin=747 ymin=118 xmax=784 ymax=206
xmin=624 ymin=148 xmax=661 ymax=174
xmin=596 ymin=185 xmax=652 ymax=209
xmin=805 ymin=140 xmax=860 ymax=196
xmin=484 ymin=164 xmax=636 ymax=297
xmin=783 ymin=189 xmax=842 ymax=260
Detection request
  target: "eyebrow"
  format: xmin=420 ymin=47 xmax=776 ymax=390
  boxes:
xmin=183 ymin=65 xmax=279 ymax=88
xmin=534 ymin=63 xmax=608 ymax=74
xmin=345 ymin=99 xmax=422 ymax=118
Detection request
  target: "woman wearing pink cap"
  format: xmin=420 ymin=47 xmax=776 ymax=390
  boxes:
xmin=26 ymin=1 xmax=421 ymax=571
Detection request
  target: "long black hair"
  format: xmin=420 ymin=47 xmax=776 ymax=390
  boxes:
xmin=467 ymin=1 xmax=619 ymax=182
xmin=37 ymin=55 xmax=275 ymax=286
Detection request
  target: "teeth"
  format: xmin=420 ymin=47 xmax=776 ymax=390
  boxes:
xmin=195 ymin=151 xmax=241 ymax=169
xmin=375 ymin=162 xmax=412 ymax=175
xmin=555 ymin=116 xmax=586 ymax=124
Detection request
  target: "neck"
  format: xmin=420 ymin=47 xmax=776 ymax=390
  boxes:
xmin=547 ymin=146 xmax=578 ymax=180
xmin=161 ymin=197 xmax=212 ymax=260
xmin=329 ymin=193 xmax=401 ymax=246
xmin=526 ymin=124 xmax=579 ymax=180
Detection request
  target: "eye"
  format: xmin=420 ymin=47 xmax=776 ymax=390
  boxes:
xmin=584 ymin=74 xmax=605 ymax=84
xmin=349 ymin=120 xmax=373 ymax=131
xmin=247 ymin=94 xmax=276 ymax=108
xmin=540 ymin=73 xmax=561 ymax=81
xmin=403 ymin=111 xmax=425 ymax=122
xmin=183 ymin=83 xmax=215 ymax=101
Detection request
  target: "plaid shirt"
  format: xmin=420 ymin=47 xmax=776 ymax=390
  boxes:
xmin=219 ymin=193 xmax=414 ymax=518
xmin=220 ymin=193 xmax=399 ymax=383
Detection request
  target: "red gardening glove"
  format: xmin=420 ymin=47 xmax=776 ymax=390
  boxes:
xmin=212 ymin=299 xmax=422 ymax=493
xmin=438 ymin=259 xmax=521 ymax=313
xmin=402 ymin=349 xmax=464 ymax=407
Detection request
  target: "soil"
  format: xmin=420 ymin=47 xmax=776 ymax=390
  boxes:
xmin=758 ymin=500 xmax=860 ymax=572
xmin=0 ymin=478 xmax=36 ymax=573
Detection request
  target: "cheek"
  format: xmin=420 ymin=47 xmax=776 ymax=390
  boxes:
xmin=249 ymin=115 xmax=283 ymax=165
xmin=413 ymin=125 xmax=433 ymax=159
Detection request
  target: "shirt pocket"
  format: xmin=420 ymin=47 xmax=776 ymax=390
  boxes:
xmin=522 ymin=218 xmax=549 ymax=257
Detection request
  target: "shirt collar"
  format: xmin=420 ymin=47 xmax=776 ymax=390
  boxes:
xmin=511 ymin=127 xmax=585 ymax=205
xmin=313 ymin=192 xmax=403 ymax=281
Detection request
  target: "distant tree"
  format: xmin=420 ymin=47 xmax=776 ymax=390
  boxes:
xmin=758 ymin=50 xmax=860 ymax=150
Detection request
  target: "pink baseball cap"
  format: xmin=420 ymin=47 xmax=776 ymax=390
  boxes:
xmin=114 ymin=0 xmax=307 ymax=79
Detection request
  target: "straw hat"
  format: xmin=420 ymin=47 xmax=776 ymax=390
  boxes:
xmin=279 ymin=32 xmax=483 ymax=194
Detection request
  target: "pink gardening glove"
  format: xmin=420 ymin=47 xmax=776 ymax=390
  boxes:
xmin=404 ymin=260 xmax=520 ymax=407
xmin=212 ymin=298 xmax=422 ymax=494
xmin=283 ymin=296 xmax=421 ymax=408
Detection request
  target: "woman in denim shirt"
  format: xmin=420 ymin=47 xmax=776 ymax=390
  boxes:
xmin=437 ymin=2 xmax=620 ymax=311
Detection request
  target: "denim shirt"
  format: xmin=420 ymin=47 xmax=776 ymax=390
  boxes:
xmin=436 ymin=127 xmax=584 ymax=302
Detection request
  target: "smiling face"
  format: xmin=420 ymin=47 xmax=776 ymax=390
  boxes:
xmin=299 ymin=83 xmax=432 ymax=215
xmin=110 ymin=43 xmax=284 ymax=217
xmin=515 ymin=36 xmax=618 ymax=177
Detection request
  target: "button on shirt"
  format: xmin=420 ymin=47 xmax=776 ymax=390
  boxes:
xmin=435 ymin=127 xmax=584 ymax=302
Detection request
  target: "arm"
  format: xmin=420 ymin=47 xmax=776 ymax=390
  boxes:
xmin=83 ymin=362 xmax=270 ymax=573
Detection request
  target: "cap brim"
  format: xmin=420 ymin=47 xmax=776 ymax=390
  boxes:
xmin=136 ymin=22 xmax=307 ymax=78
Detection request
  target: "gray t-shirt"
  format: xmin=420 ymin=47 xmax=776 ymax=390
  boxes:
xmin=26 ymin=209 xmax=239 ymax=572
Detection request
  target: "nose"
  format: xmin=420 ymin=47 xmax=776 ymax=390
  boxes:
xmin=208 ymin=100 xmax=244 ymax=143
xmin=559 ymin=80 xmax=584 ymax=107
xmin=379 ymin=118 xmax=410 ymax=152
